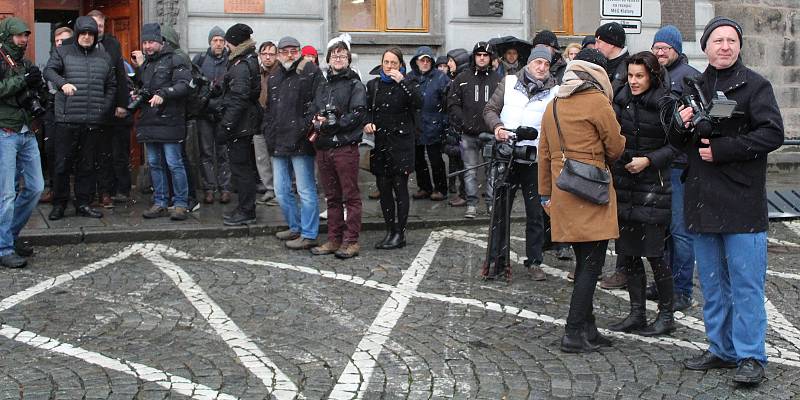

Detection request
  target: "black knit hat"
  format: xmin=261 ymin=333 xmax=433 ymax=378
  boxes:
xmin=574 ymin=48 xmax=607 ymax=71
xmin=532 ymin=30 xmax=559 ymax=49
xmin=595 ymin=22 xmax=626 ymax=48
xmin=581 ymin=35 xmax=595 ymax=49
xmin=225 ymin=23 xmax=252 ymax=46
xmin=700 ymin=16 xmax=743 ymax=51
xmin=141 ymin=23 xmax=162 ymax=43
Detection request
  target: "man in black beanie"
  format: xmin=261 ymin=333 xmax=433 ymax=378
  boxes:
xmin=218 ymin=23 xmax=261 ymax=226
xmin=594 ymin=22 xmax=629 ymax=98
xmin=669 ymin=16 xmax=782 ymax=386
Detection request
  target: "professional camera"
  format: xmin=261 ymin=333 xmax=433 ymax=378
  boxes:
xmin=673 ymin=76 xmax=737 ymax=139
xmin=479 ymin=126 xmax=539 ymax=163
xmin=126 ymin=88 xmax=154 ymax=111
xmin=17 ymin=89 xmax=46 ymax=118
xmin=320 ymin=103 xmax=339 ymax=128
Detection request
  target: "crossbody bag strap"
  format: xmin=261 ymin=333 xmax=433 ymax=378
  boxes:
xmin=552 ymin=98 xmax=567 ymax=162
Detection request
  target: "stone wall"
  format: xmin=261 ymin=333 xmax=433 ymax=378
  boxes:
xmin=712 ymin=0 xmax=799 ymax=138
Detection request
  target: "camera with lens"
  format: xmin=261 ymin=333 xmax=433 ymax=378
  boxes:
xmin=320 ymin=103 xmax=339 ymax=128
xmin=673 ymin=76 xmax=737 ymax=140
xmin=126 ymin=88 xmax=154 ymax=111
xmin=17 ymin=89 xmax=46 ymax=118
xmin=479 ymin=126 xmax=538 ymax=163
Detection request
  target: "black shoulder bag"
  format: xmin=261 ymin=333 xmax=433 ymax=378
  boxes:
xmin=552 ymin=98 xmax=611 ymax=205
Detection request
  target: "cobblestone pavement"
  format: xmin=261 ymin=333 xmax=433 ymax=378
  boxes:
xmin=1 ymin=221 xmax=800 ymax=399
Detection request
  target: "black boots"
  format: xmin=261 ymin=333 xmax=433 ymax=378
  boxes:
xmin=561 ymin=329 xmax=599 ymax=353
xmin=375 ymin=231 xmax=393 ymax=249
xmin=376 ymin=222 xmax=405 ymax=250
xmin=638 ymin=276 xmax=676 ymax=337
xmin=585 ymin=314 xmax=612 ymax=347
xmin=608 ymin=273 xmax=647 ymax=332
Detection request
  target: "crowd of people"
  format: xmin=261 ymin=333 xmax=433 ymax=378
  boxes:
xmin=0 ymin=12 xmax=783 ymax=385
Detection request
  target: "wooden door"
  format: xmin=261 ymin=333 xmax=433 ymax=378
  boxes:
xmin=0 ymin=0 xmax=35 ymax=59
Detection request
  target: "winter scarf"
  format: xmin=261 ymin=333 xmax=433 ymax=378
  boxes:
xmin=557 ymin=60 xmax=613 ymax=102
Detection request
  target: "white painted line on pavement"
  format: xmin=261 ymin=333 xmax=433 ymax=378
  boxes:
xmin=327 ymin=232 xmax=444 ymax=400
xmin=767 ymin=270 xmax=800 ymax=281
xmin=143 ymin=252 xmax=301 ymax=400
xmin=0 ymin=325 xmax=238 ymax=399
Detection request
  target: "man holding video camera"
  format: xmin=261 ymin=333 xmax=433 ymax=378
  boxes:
xmin=0 ymin=17 xmax=45 ymax=268
xmin=481 ymin=47 xmax=558 ymax=281
xmin=667 ymin=17 xmax=783 ymax=384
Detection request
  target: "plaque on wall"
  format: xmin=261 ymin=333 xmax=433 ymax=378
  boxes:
xmin=468 ymin=0 xmax=504 ymax=17
xmin=224 ymin=0 xmax=265 ymax=14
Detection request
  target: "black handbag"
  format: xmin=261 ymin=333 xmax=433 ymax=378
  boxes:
xmin=552 ymin=99 xmax=611 ymax=205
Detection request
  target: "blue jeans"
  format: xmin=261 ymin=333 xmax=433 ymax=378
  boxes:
xmin=0 ymin=129 xmax=44 ymax=256
xmin=693 ymin=231 xmax=767 ymax=364
xmin=146 ymin=143 xmax=188 ymax=208
xmin=272 ymin=155 xmax=318 ymax=239
xmin=670 ymin=168 xmax=695 ymax=297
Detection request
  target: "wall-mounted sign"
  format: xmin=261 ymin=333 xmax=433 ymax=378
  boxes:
xmin=224 ymin=0 xmax=265 ymax=14
xmin=601 ymin=0 xmax=642 ymax=18
xmin=600 ymin=18 xmax=642 ymax=34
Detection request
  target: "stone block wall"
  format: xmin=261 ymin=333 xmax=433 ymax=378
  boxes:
xmin=712 ymin=0 xmax=799 ymax=138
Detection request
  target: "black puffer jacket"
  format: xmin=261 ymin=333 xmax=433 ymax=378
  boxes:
xmin=219 ymin=40 xmax=261 ymax=139
xmin=264 ymin=58 xmax=322 ymax=156
xmin=96 ymin=34 xmax=129 ymax=119
xmin=134 ymin=45 xmax=191 ymax=143
xmin=613 ymin=81 xmax=676 ymax=225
xmin=667 ymin=59 xmax=784 ymax=233
xmin=44 ymin=17 xmax=115 ymax=125
xmin=366 ymin=66 xmax=422 ymax=176
xmin=311 ymin=67 xmax=367 ymax=150
xmin=447 ymin=48 xmax=470 ymax=78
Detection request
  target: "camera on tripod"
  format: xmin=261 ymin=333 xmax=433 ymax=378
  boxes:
xmin=673 ymin=76 xmax=737 ymax=139
xmin=479 ymin=126 xmax=539 ymax=163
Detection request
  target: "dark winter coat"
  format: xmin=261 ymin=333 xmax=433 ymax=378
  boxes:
xmin=550 ymin=53 xmax=567 ymax=84
xmin=667 ymin=59 xmax=784 ymax=233
xmin=408 ymin=47 xmax=450 ymax=145
xmin=606 ymin=49 xmax=629 ymax=96
xmin=193 ymin=47 xmax=229 ymax=119
xmin=264 ymin=58 xmax=322 ymax=156
xmin=134 ymin=45 xmax=192 ymax=143
xmin=446 ymin=48 xmax=470 ymax=78
xmin=366 ymin=68 xmax=422 ymax=176
xmin=612 ymin=82 xmax=676 ymax=225
xmin=219 ymin=40 xmax=261 ymax=139
xmin=447 ymin=66 xmax=501 ymax=136
xmin=665 ymin=54 xmax=701 ymax=167
xmin=311 ymin=67 xmax=367 ymax=150
xmin=44 ymin=21 xmax=116 ymax=126
xmin=96 ymin=34 xmax=129 ymax=123
xmin=0 ymin=18 xmax=39 ymax=131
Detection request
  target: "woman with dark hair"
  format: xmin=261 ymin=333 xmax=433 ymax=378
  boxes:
xmin=364 ymin=48 xmax=422 ymax=249
xmin=608 ymin=51 xmax=677 ymax=337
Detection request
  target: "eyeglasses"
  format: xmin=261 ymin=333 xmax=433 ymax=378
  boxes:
xmin=475 ymin=53 xmax=491 ymax=58
xmin=329 ymin=55 xmax=348 ymax=61
xmin=651 ymin=45 xmax=673 ymax=53
xmin=278 ymin=48 xmax=299 ymax=55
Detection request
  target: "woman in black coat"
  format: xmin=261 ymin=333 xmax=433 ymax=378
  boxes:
xmin=609 ymin=51 xmax=677 ymax=337
xmin=364 ymin=48 xmax=422 ymax=249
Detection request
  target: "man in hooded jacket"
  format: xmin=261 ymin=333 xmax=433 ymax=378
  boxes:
xmin=0 ymin=17 xmax=45 ymax=268
xmin=408 ymin=46 xmax=450 ymax=201
xmin=44 ymin=16 xmax=115 ymax=221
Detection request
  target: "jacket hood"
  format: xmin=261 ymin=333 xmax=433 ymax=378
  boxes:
xmin=326 ymin=66 xmax=359 ymax=81
xmin=229 ymin=38 xmax=255 ymax=60
xmin=0 ymin=17 xmax=30 ymax=60
xmin=448 ymin=48 xmax=470 ymax=75
xmin=369 ymin=65 xmax=382 ymax=75
xmin=161 ymin=25 xmax=181 ymax=49
xmin=410 ymin=46 xmax=436 ymax=74
xmin=73 ymin=16 xmax=99 ymax=49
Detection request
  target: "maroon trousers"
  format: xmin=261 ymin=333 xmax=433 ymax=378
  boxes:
xmin=317 ymin=145 xmax=362 ymax=244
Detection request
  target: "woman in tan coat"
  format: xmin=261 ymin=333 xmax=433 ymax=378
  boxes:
xmin=538 ymin=48 xmax=625 ymax=353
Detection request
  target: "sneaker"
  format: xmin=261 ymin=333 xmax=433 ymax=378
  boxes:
xmin=430 ymin=191 xmax=446 ymax=201
xmin=256 ymin=191 xmax=276 ymax=205
xmin=449 ymin=196 xmax=467 ymax=207
xmin=310 ymin=241 xmax=340 ymax=255
xmin=170 ymin=207 xmax=188 ymax=221
xmin=0 ymin=253 xmax=27 ymax=269
xmin=286 ymin=237 xmax=318 ymax=250
xmin=223 ymin=212 xmax=256 ymax=226
xmin=528 ymin=265 xmax=546 ymax=281
xmin=101 ymin=194 xmax=114 ymax=209
xmin=464 ymin=205 xmax=477 ymax=219
xmin=673 ymin=293 xmax=694 ymax=312
xmin=733 ymin=359 xmax=765 ymax=384
xmin=14 ymin=240 xmax=34 ymax=257
xmin=276 ymin=229 xmax=300 ymax=241
xmin=600 ymin=271 xmax=627 ymax=289
xmin=412 ymin=190 xmax=430 ymax=200
xmin=335 ymin=242 xmax=360 ymax=259
xmin=142 ymin=205 xmax=169 ymax=219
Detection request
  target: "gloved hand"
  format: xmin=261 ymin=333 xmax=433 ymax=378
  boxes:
xmin=24 ymin=66 xmax=43 ymax=89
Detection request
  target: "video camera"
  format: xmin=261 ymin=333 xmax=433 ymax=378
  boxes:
xmin=479 ymin=126 xmax=539 ymax=163
xmin=673 ymin=75 xmax=738 ymax=139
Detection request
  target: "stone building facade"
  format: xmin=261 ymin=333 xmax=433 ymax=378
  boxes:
xmin=141 ymin=0 xmax=797 ymax=136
